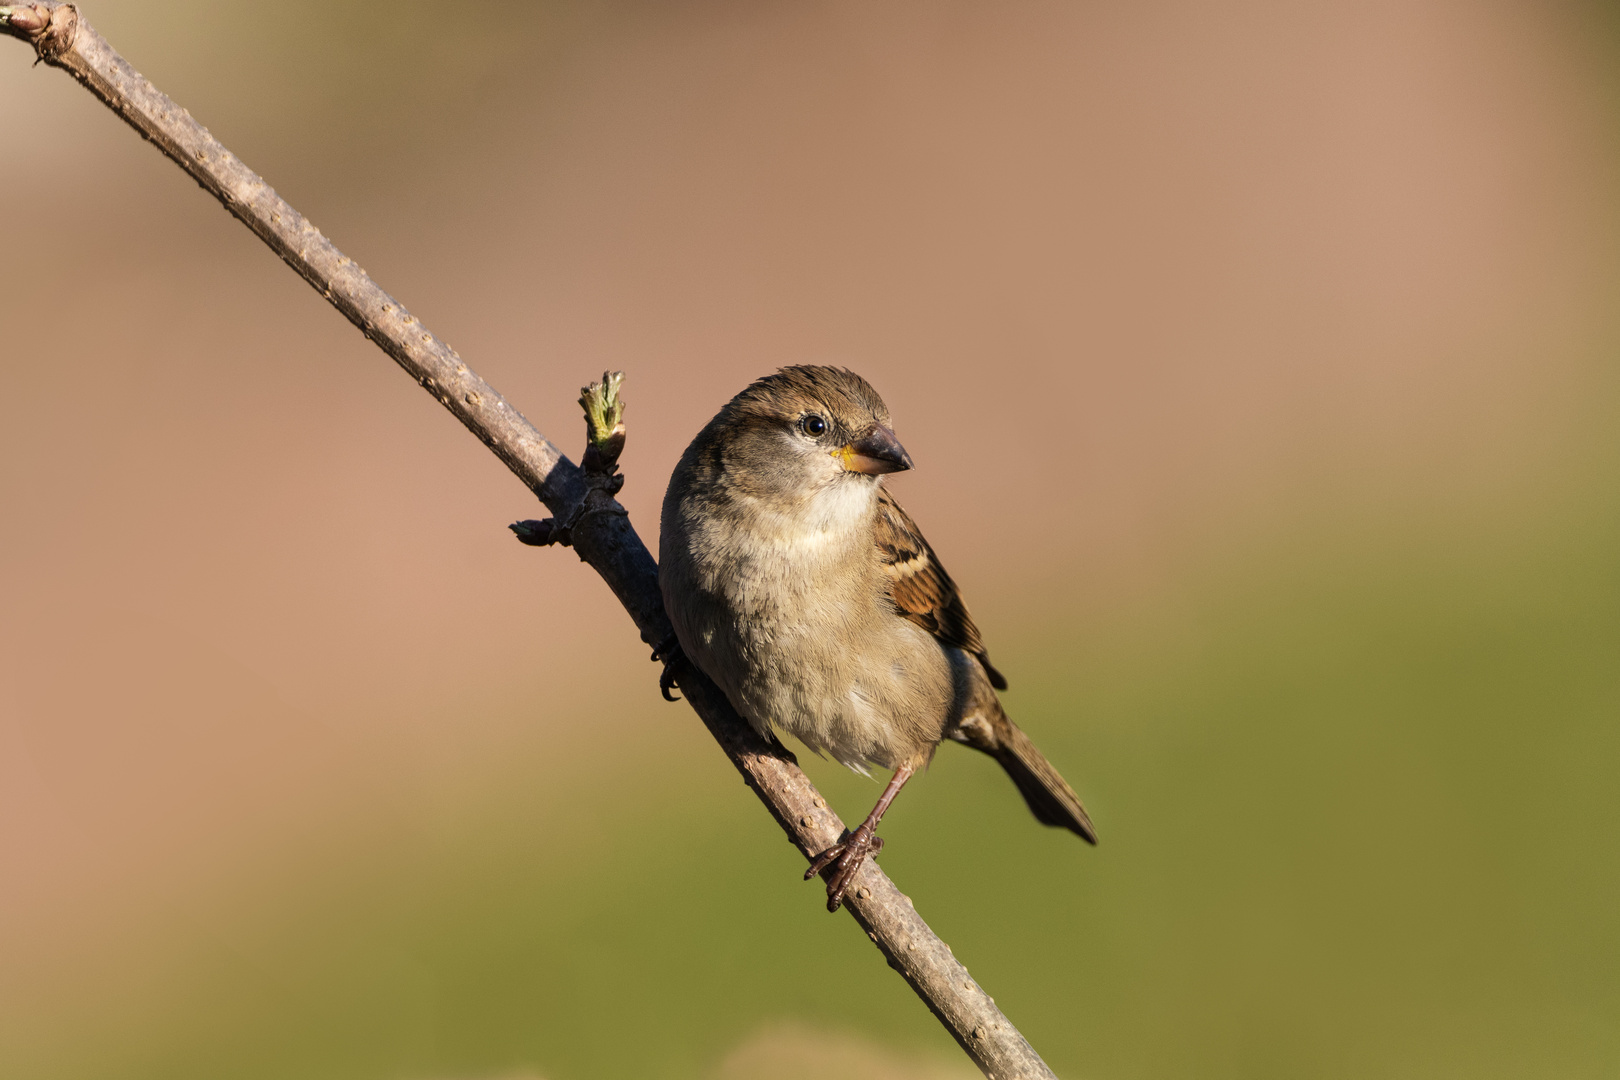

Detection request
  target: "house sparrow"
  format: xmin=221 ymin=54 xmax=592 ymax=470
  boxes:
xmin=659 ymin=366 xmax=1095 ymax=912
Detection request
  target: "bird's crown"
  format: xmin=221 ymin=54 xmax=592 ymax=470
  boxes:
xmin=722 ymin=365 xmax=890 ymax=430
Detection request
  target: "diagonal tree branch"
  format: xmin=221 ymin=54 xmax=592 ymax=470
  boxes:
xmin=1 ymin=6 xmax=1061 ymax=1077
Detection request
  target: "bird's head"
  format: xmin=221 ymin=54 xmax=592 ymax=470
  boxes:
xmin=713 ymin=365 xmax=913 ymax=502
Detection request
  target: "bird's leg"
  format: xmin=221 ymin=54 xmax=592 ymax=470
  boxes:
xmin=805 ymin=761 xmax=917 ymax=913
xmin=650 ymin=634 xmax=684 ymax=701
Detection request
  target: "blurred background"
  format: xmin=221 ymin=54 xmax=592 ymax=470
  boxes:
xmin=3 ymin=1 xmax=1618 ymax=1077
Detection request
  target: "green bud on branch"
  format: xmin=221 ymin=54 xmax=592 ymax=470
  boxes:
xmin=579 ymin=370 xmax=627 ymax=477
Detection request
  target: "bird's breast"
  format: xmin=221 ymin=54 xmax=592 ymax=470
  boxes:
xmin=667 ymin=485 xmax=953 ymax=769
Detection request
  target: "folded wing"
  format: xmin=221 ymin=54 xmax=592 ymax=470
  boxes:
xmin=872 ymin=487 xmax=1008 ymax=690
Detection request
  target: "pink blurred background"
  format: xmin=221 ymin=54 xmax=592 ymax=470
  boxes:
xmin=3 ymin=2 xmax=1618 ymax=1077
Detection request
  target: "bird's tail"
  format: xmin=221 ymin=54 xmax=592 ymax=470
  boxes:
xmin=950 ymin=700 xmax=1098 ymax=844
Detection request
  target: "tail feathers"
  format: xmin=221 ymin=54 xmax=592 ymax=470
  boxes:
xmin=952 ymin=705 xmax=1098 ymax=844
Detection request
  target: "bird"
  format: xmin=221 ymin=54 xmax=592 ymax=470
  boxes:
xmin=658 ymin=366 xmax=1095 ymax=912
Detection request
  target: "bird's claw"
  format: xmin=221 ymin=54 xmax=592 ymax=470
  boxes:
xmin=805 ymin=827 xmax=884 ymax=912
xmin=651 ymin=634 xmax=683 ymax=701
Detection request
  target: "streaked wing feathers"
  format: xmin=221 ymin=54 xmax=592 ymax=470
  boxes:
xmin=874 ymin=487 xmax=1007 ymax=690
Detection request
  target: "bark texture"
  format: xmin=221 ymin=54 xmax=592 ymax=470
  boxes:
xmin=1 ymin=7 xmax=1061 ymax=1077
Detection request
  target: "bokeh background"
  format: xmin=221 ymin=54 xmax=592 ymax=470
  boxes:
xmin=3 ymin=2 xmax=1619 ymax=1077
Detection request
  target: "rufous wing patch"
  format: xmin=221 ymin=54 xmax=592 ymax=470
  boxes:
xmin=873 ymin=488 xmax=1008 ymax=690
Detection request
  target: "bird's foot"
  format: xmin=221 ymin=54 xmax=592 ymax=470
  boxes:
xmin=804 ymin=825 xmax=885 ymax=912
xmin=650 ymin=634 xmax=683 ymax=701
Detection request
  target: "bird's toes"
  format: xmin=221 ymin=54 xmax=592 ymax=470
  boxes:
xmin=650 ymin=634 xmax=680 ymax=662
xmin=804 ymin=840 xmax=847 ymax=880
xmin=824 ymin=849 xmax=865 ymax=912
xmin=652 ymin=636 xmax=685 ymax=701
xmin=659 ymin=664 xmax=681 ymax=702
xmin=821 ymin=830 xmax=882 ymax=912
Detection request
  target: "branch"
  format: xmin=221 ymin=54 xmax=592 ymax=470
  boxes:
xmin=1 ymin=7 xmax=1060 ymax=1078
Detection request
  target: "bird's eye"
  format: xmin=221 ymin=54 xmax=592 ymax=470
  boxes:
xmin=800 ymin=414 xmax=828 ymax=437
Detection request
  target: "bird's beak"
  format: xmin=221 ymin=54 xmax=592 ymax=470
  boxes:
xmin=837 ymin=425 xmax=914 ymax=475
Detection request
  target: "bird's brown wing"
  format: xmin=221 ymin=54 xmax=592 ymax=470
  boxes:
xmin=873 ymin=486 xmax=1008 ymax=690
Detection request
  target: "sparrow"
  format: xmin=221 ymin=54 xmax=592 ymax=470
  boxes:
xmin=659 ymin=366 xmax=1095 ymax=912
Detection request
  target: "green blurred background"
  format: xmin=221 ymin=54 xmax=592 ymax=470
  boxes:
xmin=3 ymin=2 xmax=1618 ymax=1077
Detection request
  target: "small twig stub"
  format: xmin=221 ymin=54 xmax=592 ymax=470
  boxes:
xmin=579 ymin=370 xmax=627 ymax=479
xmin=0 ymin=1 xmax=78 ymax=60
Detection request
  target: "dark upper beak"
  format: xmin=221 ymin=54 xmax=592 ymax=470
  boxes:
xmin=841 ymin=425 xmax=914 ymax=475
